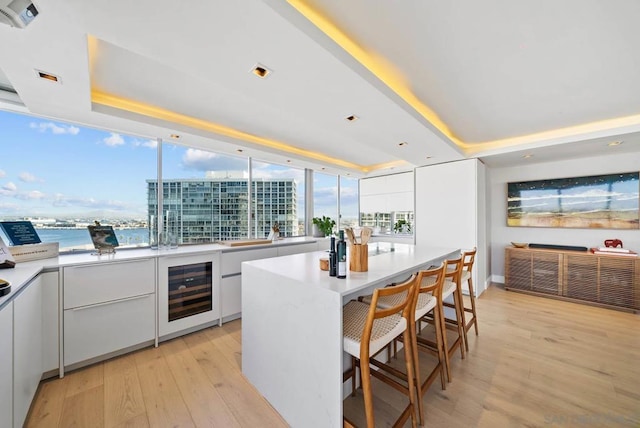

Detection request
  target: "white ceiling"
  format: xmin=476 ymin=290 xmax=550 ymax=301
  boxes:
xmin=0 ymin=0 xmax=639 ymax=175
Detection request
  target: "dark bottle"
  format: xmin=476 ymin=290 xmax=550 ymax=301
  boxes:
xmin=337 ymin=230 xmax=347 ymax=279
xmin=329 ymin=236 xmax=337 ymax=277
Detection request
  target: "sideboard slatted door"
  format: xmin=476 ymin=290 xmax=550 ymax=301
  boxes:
xmin=598 ymin=257 xmax=636 ymax=310
xmin=564 ymin=254 xmax=598 ymax=303
xmin=505 ymin=248 xmax=532 ymax=291
xmin=531 ymin=251 xmax=562 ymax=295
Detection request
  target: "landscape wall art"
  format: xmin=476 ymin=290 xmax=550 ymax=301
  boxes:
xmin=507 ymin=172 xmax=640 ymax=229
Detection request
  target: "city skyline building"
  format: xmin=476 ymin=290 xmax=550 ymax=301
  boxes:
xmin=148 ymin=177 xmax=298 ymax=243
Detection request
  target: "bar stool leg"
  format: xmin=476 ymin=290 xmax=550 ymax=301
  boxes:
xmin=439 ymin=300 xmax=452 ymax=383
xmin=454 ymin=285 xmax=467 ymax=358
xmin=359 ymin=351 xmax=375 ymax=428
xmin=401 ymin=327 xmax=418 ymax=428
xmin=409 ymin=317 xmax=425 ymax=425
xmin=433 ymin=304 xmax=447 ymax=390
xmin=468 ymin=276 xmax=479 ymax=336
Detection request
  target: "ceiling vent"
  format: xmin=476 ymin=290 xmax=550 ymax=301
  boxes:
xmin=0 ymin=0 xmax=38 ymax=28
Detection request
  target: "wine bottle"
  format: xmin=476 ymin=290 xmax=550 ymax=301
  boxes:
xmin=329 ymin=236 xmax=337 ymax=277
xmin=337 ymin=230 xmax=347 ymax=279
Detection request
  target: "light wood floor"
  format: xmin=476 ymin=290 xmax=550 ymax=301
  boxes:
xmin=27 ymin=285 xmax=640 ymax=427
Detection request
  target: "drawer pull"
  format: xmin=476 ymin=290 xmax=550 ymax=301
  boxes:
xmin=70 ymin=294 xmax=151 ymax=311
xmin=66 ymin=259 xmax=153 ymax=270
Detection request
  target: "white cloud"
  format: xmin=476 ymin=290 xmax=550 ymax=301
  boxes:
xmin=30 ymin=121 xmax=80 ymax=135
xmin=0 ymin=169 xmax=6 ymax=178
xmin=251 ymin=164 xmax=305 ymax=183
xmin=133 ymin=139 xmax=157 ymax=148
xmin=182 ymin=148 xmax=246 ymax=171
xmin=2 ymin=182 xmax=17 ymax=192
xmin=27 ymin=190 xmax=45 ymax=199
xmin=19 ymin=171 xmax=41 ymax=183
xmin=103 ymin=133 xmax=125 ymax=147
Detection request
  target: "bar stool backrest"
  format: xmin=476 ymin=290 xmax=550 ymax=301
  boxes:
xmin=361 ymin=273 xmax=418 ymax=352
xmin=462 ymin=247 xmax=477 ymax=273
xmin=444 ymin=256 xmax=463 ymax=285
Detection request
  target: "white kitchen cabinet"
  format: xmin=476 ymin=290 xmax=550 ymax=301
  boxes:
xmin=276 ymin=242 xmax=318 ymax=256
xmin=415 ymin=159 xmax=487 ymax=296
xmin=359 ymin=172 xmax=414 ymax=213
xmin=220 ymin=247 xmax=277 ymax=323
xmin=221 ymin=275 xmax=242 ymax=319
xmin=13 ymin=277 xmax=42 ymax=428
xmin=64 ymin=293 xmax=155 ymax=366
xmin=220 ymin=243 xmax=320 ymax=321
xmin=0 ymin=302 xmax=13 ymax=428
xmin=41 ymin=271 xmax=59 ymax=374
xmin=221 ymin=247 xmax=278 ymax=276
xmin=63 ymin=259 xmax=156 ymax=368
xmin=63 ymin=258 xmax=155 ymax=309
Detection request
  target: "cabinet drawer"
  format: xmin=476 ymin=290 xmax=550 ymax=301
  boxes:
xmin=64 ymin=259 xmax=155 ymax=309
xmin=64 ymin=293 xmax=154 ymax=366
xmin=221 ymin=248 xmax=278 ymax=276
xmin=277 ymin=243 xmax=318 ymax=257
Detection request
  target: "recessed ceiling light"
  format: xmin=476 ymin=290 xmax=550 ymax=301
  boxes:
xmin=398 ymin=142 xmax=408 ymax=147
xmin=608 ymin=141 xmax=623 ymax=146
xmin=170 ymin=134 xmax=181 ymax=139
xmin=251 ymin=63 xmax=272 ymax=79
xmin=345 ymin=115 xmax=359 ymax=122
xmin=35 ymin=70 xmax=60 ymax=83
xmin=522 ymin=154 xmax=533 ymax=158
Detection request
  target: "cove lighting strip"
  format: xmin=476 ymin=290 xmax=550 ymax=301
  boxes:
xmin=91 ymin=90 xmax=391 ymax=173
xmin=287 ymin=0 xmax=640 ymax=153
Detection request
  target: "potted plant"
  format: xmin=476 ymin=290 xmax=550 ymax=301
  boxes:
xmin=312 ymin=216 xmax=336 ymax=237
xmin=393 ymin=219 xmax=411 ymax=234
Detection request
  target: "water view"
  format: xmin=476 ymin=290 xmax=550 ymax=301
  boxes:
xmin=36 ymin=228 xmax=149 ymax=251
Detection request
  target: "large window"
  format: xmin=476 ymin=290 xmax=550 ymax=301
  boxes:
xmin=0 ymin=109 xmax=156 ymax=251
xmin=0 ymin=108 xmax=363 ymax=250
xmin=313 ymin=172 xmax=338 ymax=222
xmin=339 ymin=176 xmax=359 ymax=229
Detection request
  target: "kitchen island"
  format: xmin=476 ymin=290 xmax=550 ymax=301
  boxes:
xmin=241 ymin=243 xmax=459 ymax=427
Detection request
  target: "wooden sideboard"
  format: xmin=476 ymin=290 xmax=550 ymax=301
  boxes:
xmin=505 ymin=246 xmax=640 ymax=312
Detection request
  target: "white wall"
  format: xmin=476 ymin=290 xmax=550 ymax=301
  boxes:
xmin=489 ymin=151 xmax=640 ymax=282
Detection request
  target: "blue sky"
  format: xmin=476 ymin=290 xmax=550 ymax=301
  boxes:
xmin=0 ymin=109 xmax=358 ymax=220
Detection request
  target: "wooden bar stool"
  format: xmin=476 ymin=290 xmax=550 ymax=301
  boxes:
xmin=422 ymin=256 xmax=466 ymax=382
xmin=442 ymin=256 xmax=466 ymax=366
xmin=343 ymin=275 xmax=419 ymax=428
xmin=358 ymin=265 xmax=448 ymax=425
xmin=461 ymin=247 xmax=479 ymax=346
xmin=413 ymin=263 xmax=448 ymax=395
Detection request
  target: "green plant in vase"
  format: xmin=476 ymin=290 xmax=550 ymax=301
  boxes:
xmin=312 ymin=216 xmax=336 ymax=237
xmin=393 ymin=219 xmax=411 ymax=234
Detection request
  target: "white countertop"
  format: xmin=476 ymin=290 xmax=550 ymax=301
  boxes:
xmin=242 ymin=242 xmax=459 ymax=297
xmin=0 ymin=236 xmax=320 ymax=309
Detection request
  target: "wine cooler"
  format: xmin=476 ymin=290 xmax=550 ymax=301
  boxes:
xmin=168 ymin=262 xmax=212 ymax=322
xmin=158 ymin=253 xmax=220 ymax=337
